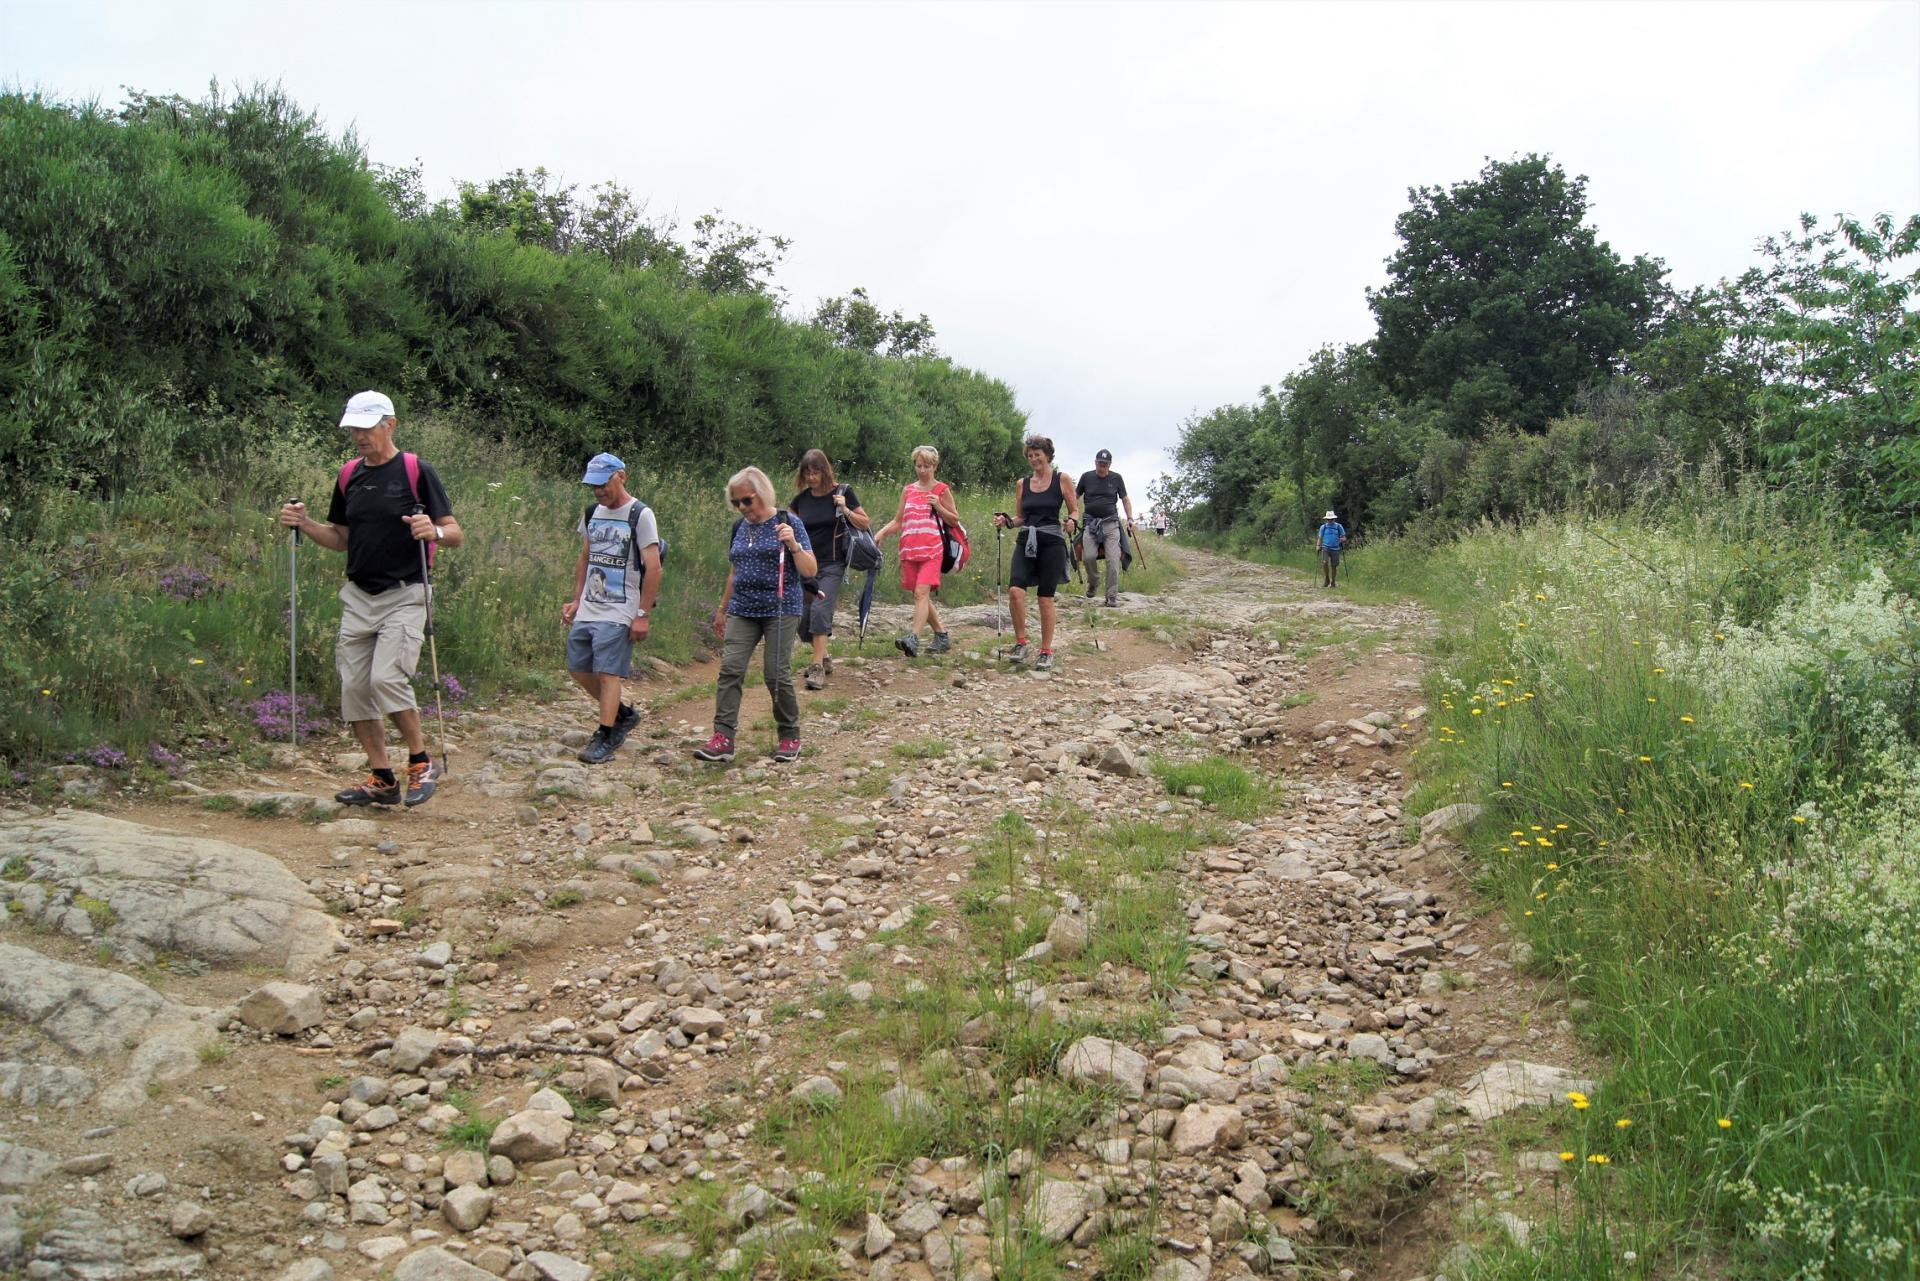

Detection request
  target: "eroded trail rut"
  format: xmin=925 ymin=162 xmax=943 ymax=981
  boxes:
xmin=2 ymin=548 xmax=1590 ymax=1281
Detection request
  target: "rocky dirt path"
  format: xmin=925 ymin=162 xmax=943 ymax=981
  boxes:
xmin=2 ymin=546 xmax=1592 ymax=1281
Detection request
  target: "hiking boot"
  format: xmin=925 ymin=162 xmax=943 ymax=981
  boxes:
xmin=1034 ymin=651 xmax=1055 ymax=672
xmin=1103 ymin=596 xmax=1119 ymax=608
xmin=804 ymin=662 xmax=827 ymax=690
xmin=928 ymin=631 xmax=952 ymax=654
xmin=693 ymin=733 xmax=736 ymax=763
xmin=608 ymin=702 xmax=640 ymax=748
xmin=896 ymin=633 xmax=921 ymax=658
xmin=774 ymin=737 xmax=802 ymax=763
xmin=404 ymin=759 xmax=441 ymax=807
xmin=336 ymin=772 xmax=402 ymax=807
xmin=823 ymin=656 xmax=834 ymax=675
xmin=578 ymin=727 xmax=616 ymax=765
xmin=1006 ymin=641 xmax=1030 ymax=665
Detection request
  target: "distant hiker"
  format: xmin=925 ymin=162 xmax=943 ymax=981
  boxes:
xmin=278 ymin=391 xmax=462 ymax=807
xmin=1077 ymin=448 xmax=1135 ymax=607
xmin=789 ymin=449 xmax=870 ymax=690
xmin=695 ymin=467 xmax=815 ymax=764
xmin=1155 ymin=510 xmax=1169 ymax=537
xmin=563 ymin=453 xmax=663 ymax=765
xmin=1317 ymin=510 xmax=1348 ymax=587
xmin=874 ymin=445 xmax=961 ymax=658
xmin=995 ymin=435 xmax=1078 ymax=671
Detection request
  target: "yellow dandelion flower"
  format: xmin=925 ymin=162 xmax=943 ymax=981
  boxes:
xmin=1524 ymin=910 xmax=1534 ymax=917
xmin=1502 ymin=781 xmax=1514 ymax=788
xmin=1718 ymin=1118 xmax=1732 ymax=1130
xmin=1566 ymin=1091 xmax=1589 ymax=1105
xmin=1680 ymin=715 xmax=1695 ymax=724
xmin=1536 ymin=891 xmax=1549 ymax=900
xmin=1546 ymin=862 xmax=1559 ymax=870
xmin=1502 ymin=678 xmax=1516 ymax=686
xmin=1531 ymin=825 xmax=1544 ymax=831
xmin=1554 ymin=823 xmax=1569 ymax=830
xmin=1615 ymin=1118 xmax=1632 ymax=1129
xmin=1792 ymin=815 xmax=1808 ymax=825
xmin=1498 ymin=846 xmax=1511 ymax=853
xmin=1472 ymin=708 xmax=1483 ymax=716
xmin=1647 ymin=696 xmax=1658 ymax=704
xmin=1534 ymin=594 xmax=1546 ymax=601
xmin=1558 ymin=1151 xmax=1575 ymax=1162
xmin=1638 ymin=755 xmax=1653 ymax=763
xmin=1715 ymin=632 xmax=1727 ymax=641
xmin=1538 ymin=838 xmax=1554 ymax=848
xmin=1588 ymin=1153 xmax=1610 ymax=1165
xmin=190 ymin=658 xmax=206 ymax=666
xmin=1739 ymin=781 xmax=1755 ymax=790
xmin=40 ymin=688 xmax=52 ymax=696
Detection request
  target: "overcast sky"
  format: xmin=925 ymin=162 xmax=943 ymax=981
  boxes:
xmin=8 ymin=0 xmax=1918 ymax=497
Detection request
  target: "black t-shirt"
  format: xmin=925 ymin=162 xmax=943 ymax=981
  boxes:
xmin=789 ymin=486 xmax=861 ymax=566
xmin=326 ymin=454 xmax=454 ymax=593
xmin=1078 ymin=469 xmax=1128 ymax=519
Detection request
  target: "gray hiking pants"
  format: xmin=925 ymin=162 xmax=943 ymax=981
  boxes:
xmin=1082 ymin=517 xmax=1123 ymax=601
xmin=713 ymin=614 xmax=800 ymax=739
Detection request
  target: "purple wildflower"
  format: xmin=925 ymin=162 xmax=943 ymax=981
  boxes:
xmin=85 ymin=744 xmax=129 ymax=769
xmin=148 ymin=744 xmax=185 ymax=775
xmin=247 ymin=690 xmax=327 ymax=740
xmin=158 ymin=565 xmax=217 ymax=601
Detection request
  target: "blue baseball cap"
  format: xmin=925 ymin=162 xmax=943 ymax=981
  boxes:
xmin=581 ymin=453 xmax=626 ymax=485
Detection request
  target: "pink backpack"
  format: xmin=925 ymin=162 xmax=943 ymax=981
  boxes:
xmin=338 ymin=452 xmax=435 ymax=565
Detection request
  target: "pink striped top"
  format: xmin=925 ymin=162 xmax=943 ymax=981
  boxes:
xmin=899 ymin=483 xmax=948 ymax=563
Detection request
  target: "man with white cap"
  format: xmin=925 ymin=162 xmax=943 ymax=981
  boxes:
xmin=564 ymin=452 xmax=662 ymax=764
xmin=1316 ymin=510 xmax=1348 ymax=588
xmin=278 ymin=391 xmax=463 ymax=806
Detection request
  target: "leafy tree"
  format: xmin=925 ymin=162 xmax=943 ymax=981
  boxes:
xmin=1368 ymin=154 xmax=1667 ymax=435
xmin=813 ymin=287 xmax=938 ymax=358
xmin=1743 ymin=213 xmax=1920 ymax=528
xmin=457 ymin=166 xmax=578 ymax=252
xmin=687 ymin=212 xmax=790 ymax=298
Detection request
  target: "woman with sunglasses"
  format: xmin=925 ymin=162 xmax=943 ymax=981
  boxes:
xmin=695 ymin=467 xmax=816 ymax=764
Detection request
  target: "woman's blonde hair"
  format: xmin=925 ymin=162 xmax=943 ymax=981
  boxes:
xmin=725 ymin=466 xmax=775 ymax=509
xmin=911 ymin=445 xmax=940 ymax=468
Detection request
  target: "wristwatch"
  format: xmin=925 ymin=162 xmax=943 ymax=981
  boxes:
xmin=633 ymin=608 xmax=648 ymax=619
xmin=431 ymin=525 xmax=444 ymax=541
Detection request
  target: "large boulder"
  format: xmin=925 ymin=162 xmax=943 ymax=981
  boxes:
xmin=0 ymin=813 xmax=343 ymax=974
xmin=1459 ymin=1061 xmax=1596 ymax=1122
xmin=1058 ymin=1036 xmax=1149 ymax=1099
xmin=488 ymin=1110 xmax=573 ymax=1162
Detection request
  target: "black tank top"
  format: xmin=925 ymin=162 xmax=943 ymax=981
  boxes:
xmin=1021 ymin=471 xmax=1064 ymax=532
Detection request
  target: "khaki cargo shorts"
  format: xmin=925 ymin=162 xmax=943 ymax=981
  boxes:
xmin=336 ymin=582 xmax=425 ymax=722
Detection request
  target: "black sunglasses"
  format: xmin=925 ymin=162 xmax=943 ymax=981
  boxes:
xmin=730 ymin=495 xmax=757 ymax=508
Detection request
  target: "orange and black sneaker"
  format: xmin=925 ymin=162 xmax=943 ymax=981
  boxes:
xmin=405 ymin=758 xmax=441 ymax=807
xmin=335 ymin=772 xmax=402 ymax=807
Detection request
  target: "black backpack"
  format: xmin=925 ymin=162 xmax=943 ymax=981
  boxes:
xmin=582 ymin=500 xmax=668 ymax=588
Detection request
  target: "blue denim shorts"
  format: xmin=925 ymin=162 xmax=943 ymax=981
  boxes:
xmin=567 ymin=621 xmax=634 ymax=677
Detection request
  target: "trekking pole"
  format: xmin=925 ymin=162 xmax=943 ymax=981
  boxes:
xmin=288 ymin=502 xmax=301 ymax=748
xmin=411 ymin=506 xmax=450 ymax=775
xmin=994 ymin=526 xmax=1004 ymax=637
xmin=775 ymin=523 xmax=790 ymax=709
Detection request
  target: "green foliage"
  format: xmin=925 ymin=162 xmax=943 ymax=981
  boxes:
xmin=1149 ymin=755 xmax=1272 ymax=819
xmin=1369 ymin=155 xmax=1667 ymax=434
xmin=0 ymin=86 xmax=1029 ymax=516
xmin=1393 ymin=498 xmax=1918 ymax=1280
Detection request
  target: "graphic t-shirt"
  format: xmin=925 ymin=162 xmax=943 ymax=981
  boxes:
xmin=574 ymin=499 xmax=661 ymax=626
xmin=728 ymin=514 xmax=813 ymax=617
xmin=898 ymin=483 xmax=948 ymax=564
xmin=1077 ymin=469 xmax=1128 ymax=520
xmin=789 ymin=486 xmax=862 ymax=566
xmin=1318 ymin=521 xmax=1347 ymax=550
xmin=326 ymin=454 xmax=454 ymax=594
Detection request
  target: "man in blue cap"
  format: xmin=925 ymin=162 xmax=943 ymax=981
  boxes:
xmin=563 ymin=453 xmax=663 ymax=763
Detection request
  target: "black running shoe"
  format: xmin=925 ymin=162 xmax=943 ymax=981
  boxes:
xmin=609 ymin=703 xmax=640 ymax=749
xmin=404 ymin=759 xmax=441 ymax=807
xmin=578 ymin=727 xmax=616 ymax=765
xmin=337 ymin=773 xmax=402 ymax=807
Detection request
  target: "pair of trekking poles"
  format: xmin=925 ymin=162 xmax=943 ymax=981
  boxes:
xmin=286 ymin=502 xmax=449 ymax=771
xmin=989 ymin=520 xmax=1103 ymax=646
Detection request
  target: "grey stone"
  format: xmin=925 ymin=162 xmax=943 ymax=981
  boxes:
xmin=1347 ymin=1033 xmax=1393 ymax=1065
xmin=0 ymin=944 xmax=218 ymax=1108
xmin=677 ymin=1006 xmax=726 ymax=1036
xmin=1419 ymin=802 xmax=1483 ymax=840
xmin=892 ymin=1200 xmax=945 ymax=1242
xmin=527 ymin=1086 xmax=574 ymax=1117
xmin=167 ymin=1200 xmax=215 ymax=1238
xmin=488 ymin=1109 xmax=573 ymax=1162
xmin=238 ymin=982 xmax=324 ymax=1035
xmin=1170 ymin=1103 xmax=1246 ymax=1154
xmin=0 ymin=1141 xmax=58 ymax=1190
xmin=1095 ymin=743 xmax=1143 ymax=777
xmin=1029 ymin=1180 xmax=1091 ymax=1243
xmin=725 ymin=1183 xmax=773 ymax=1226
xmin=0 ymin=812 xmax=344 ymax=973
xmin=789 ymin=1075 xmax=842 ymax=1105
xmin=863 ymin=1211 xmax=896 ymax=1257
xmin=1058 ymin=1036 xmax=1149 ymax=1098
xmin=1045 ymin=913 xmax=1088 ymax=959
xmin=442 ymin=1149 xmax=489 ymax=1189
xmin=526 ymin=1252 xmax=595 ymax=1281
xmin=442 ymin=1184 xmax=493 ymax=1232
xmin=0 ymin=1060 xmax=95 ymax=1107
xmin=392 ymin=1247 xmax=496 ymax=1281
xmin=277 ymin=1262 xmax=336 ymax=1281
xmin=389 ymin=1026 xmax=443 ymax=1072
xmin=1459 ymin=1061 xmax=1596 ymax=1122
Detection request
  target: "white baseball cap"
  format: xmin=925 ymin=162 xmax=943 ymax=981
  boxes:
xmin=339 ymin=390 xmax=396 ymax=429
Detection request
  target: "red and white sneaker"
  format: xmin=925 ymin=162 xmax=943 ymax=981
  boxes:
xmin=692 ymin=733 xmax=736 ymax=763
xmin=774 ymin=738 xmax=801 ymax=763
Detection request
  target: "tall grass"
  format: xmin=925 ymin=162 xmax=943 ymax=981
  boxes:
xmin=1 ymin=422 xmax=1177 ymax=767
xmin=1388 ymin=488 xmax=1919 ymax=1280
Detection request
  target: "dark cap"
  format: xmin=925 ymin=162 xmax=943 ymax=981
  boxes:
xmin=1095 ymin=449 xmax=1113 ymax=463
